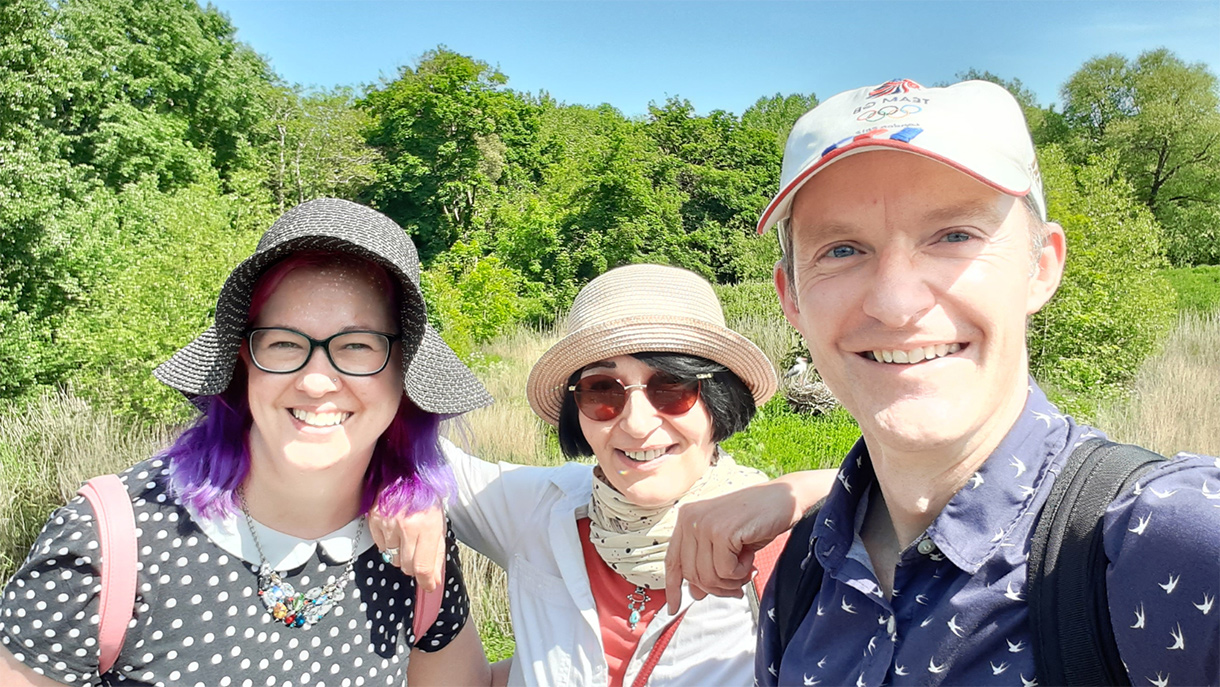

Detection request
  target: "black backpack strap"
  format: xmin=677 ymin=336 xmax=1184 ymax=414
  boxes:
xmin=1028 ymin=439 xmax=1166 ymax=686
xmin=775 ymin=498 xmax=826 ymax=657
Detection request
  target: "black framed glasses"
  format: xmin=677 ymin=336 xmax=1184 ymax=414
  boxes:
xmin=246 ymin=328 xmax=400 ymax=376
xmin=568 ymin=372 xmax=712 ymax=421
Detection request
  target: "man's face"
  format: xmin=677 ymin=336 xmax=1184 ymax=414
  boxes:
xmin=775 ymin=150 xmax=1065 ymax=456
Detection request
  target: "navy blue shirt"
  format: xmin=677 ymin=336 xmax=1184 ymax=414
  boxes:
xmin=757 ymin=383 xmax=1220 ymax=686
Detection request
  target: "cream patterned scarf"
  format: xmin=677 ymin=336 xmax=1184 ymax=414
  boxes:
xmin=587 ymin=452 xmax=768 ymax=589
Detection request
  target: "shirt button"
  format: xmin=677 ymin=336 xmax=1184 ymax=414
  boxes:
xmin=917 ymin=539 xmax=937 ymax=555
xmin=887 ymin=616 xmax=896 ymax=635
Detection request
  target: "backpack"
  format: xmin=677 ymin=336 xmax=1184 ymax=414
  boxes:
xmin=78 ymin=474 xmax=445 ymax=675
xmin=771 ymin=439 xmax=1166 ymax=687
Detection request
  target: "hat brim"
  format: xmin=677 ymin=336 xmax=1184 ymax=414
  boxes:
xmin=153 ymin=234 xmax=491 ymax=415
xmin=756 ymin=139 xmax=1036 ymax=235
xmin=525 ymin=317 xmax=778 ymax=426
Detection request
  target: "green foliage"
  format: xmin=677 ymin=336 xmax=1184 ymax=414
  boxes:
xmin=952 ymin=69 xmax=1070 ymax=146
xmin=741 ymin=92 xmax=819 ymax=147
xmin=58 ymin=180 xmax=262 ymax=422
xmin=1060 ymin=49 xmax=1220 ymax=265
xmin=421 ymin=241 xmax=528 ymax=360
xmin=724 ymin=398 xmax=859 ymax=477
xmin=713 ymin=280 xmax=784 ymax=324
xmin=1029 ymin=145 xmax=1176 ymax=397
xmin=1163 ymin=265 xmax=1220 ymax=314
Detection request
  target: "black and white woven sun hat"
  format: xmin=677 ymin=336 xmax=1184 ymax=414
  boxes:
xmin=153 ymin=198 xmax=492 ymax=414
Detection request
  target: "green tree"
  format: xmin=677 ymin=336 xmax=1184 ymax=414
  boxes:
xmin=741 ymin=92 xmax=819 ymax=147
xmin=362 ymin=48 xmax=539 ymax=261
xmin=1061 ymin=49 xmax=1220 ymax=263
xmin=1030 ymin=145 xmax=1175 ymax=400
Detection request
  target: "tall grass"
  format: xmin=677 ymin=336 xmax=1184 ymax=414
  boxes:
xmin=1094 ymin=310 xmax=1220 ymax=456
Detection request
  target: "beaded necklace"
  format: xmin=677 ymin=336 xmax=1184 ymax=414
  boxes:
xmin=238 ymin=490 xmax=365 ymax=629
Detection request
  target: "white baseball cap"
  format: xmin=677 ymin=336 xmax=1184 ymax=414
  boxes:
xmin=756 ymin=79 xmax=1045 ymax=235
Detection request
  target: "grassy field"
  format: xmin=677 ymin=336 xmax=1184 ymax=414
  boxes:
xmin=2 ymin=280 xmax=1218 ymax=664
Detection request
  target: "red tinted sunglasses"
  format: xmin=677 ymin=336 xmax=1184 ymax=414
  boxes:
xmin=568 ymin=372 xmax=712 ymax=421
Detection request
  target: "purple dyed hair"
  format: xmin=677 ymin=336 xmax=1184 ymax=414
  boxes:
xmin=165 ymin=251 xmax=458 ymax=521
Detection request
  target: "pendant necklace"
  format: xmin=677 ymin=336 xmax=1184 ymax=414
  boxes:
xmin=239 ymin=489 xmax=365 ymax=629
xmin=626 ymin=585 xmax=651 ymax=631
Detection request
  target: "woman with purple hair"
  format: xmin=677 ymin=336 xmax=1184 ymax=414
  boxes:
xmin=0 ymin=199 xmax=493 ymax=686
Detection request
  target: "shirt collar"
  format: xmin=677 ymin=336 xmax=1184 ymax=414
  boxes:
xmin=184 ymin=501 xmax=372 ymax=571
xmin=812 ymin=379 xmax=1089 ymax=575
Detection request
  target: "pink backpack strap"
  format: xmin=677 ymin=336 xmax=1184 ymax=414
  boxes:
xmin=412 ymin=558 xmax=446 ymax=646
xmin=77 ymin=474 xmax=138 ymax=675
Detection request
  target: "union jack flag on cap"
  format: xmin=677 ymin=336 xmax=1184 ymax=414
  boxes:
xmin=868 ymin=79 xmax=923 ymax=98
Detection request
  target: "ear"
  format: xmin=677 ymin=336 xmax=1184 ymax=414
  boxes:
xmin=1026 ymin=222 xmax=1067 ymax=315
xmin=774 ymin=261 xmax=802 ymax=330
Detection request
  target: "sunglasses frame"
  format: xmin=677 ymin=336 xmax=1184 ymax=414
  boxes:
xmin=568 ymin=371 xmax=713 ymax=421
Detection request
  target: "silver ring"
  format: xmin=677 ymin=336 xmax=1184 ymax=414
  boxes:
xmin=381 ymin=548 xmax=399 ymax=564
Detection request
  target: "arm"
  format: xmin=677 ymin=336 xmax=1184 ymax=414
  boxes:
xmin=491 ymin=657 xmax=513 ymax=687
xmin=406 ymin=622 xmax=491 ymax=687
xmin=0 ymin=646 xmax=65 ymax=687
xmin=665 ymin=468 xmax=837 ymax=613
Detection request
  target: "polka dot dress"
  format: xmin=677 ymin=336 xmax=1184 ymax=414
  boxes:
xmin=0 ymin=458 xmax=469 ymax=686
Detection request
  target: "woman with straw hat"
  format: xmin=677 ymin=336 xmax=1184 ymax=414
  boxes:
xmin=0 ymin=199 xmax=492 ymax=686
xmin=374 ymin=263 xmax=836 ymax=686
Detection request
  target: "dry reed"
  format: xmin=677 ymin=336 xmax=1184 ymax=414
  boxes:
xmin=1095 ymin=310 xmax=1220 ymax=456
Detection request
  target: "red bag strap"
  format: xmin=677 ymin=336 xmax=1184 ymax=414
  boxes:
xmin=77 ymin=474 xmax=138 ymax=676
xmin=412 ymin=558 xmax=446 ymax=646
xmin=631 ymin=609 xmax=687 ymax=687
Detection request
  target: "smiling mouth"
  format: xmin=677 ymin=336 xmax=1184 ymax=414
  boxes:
xmin=290 ymin=408 xmax=352 ymax=427
xmin=864 ymin=343 xmax=964 ymax=365
xmin=621 ymin=446 xmax=675 ymax=463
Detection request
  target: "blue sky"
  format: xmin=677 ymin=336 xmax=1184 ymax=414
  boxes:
xmin=208 ymin=1 xmax=1220 ymax=117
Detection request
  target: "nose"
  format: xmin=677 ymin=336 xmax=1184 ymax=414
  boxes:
xmin=617 ymin=386 xmax=661 ymax=437
xmin=297 ymin=346 xmax=341 ymax=397
xmin=860 ymin=249 xmax=935 ymax=328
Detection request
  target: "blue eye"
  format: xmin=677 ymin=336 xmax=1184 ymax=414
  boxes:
xmin=943 ymin=231 xmax=971 ymax=243
xmin=828 ymin=245 xmax=857 ymax=259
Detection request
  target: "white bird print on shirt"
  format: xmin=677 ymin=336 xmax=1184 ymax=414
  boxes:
xmin=803 ymin=674 xmax=820 ymax=686
xmin=991 ymin=661 xmax=1010 ymax=675
xmin=866 ymin=636 xmax=877 ymax=655
xmin=1021 ymin=674 xmax=1039 ymax=687
xmin=915 ymin=594 xmax=929 ymax=605
xmin=1018 ymin=485 xmax=1037 ymax=497
xmin=855 ymin=673 xmax=866 ymax=687
xmin=1032 ymin=410 xmax=1053 ymax=427
xmin=1007 ymin=639 xmax=1026 ymax=653
xmin=1168 ymin=623 xmax=1185 ymax=650
xmin=1202 ymin=480 xmax=1220 ymax=498
xmin=928 ymin=658 xmax=948 ymax=674
xmin=837 ymin=471 xmax=853 ymax=494
xmin=947 ymin=614 xmax=966 ymax=638
xmin=817 ymin=657 xmax=828 ymax=669
xmin=767 ymin=607 xmax=776 ymax=622
xmin=1195 ymin=593 xmax=1214 ymax=614
xmin=1129 ymin=513 xmax=1151 ymax=535
xmin=1011 ymin=456 xmax=1027 ymax=478
xmin=768 ymin=663 xmax=777 ymax=677
xmin=816 ymin=602 xmax=827 ymax=616
xmin=1160 ymin=574 xmax=1180 ymax=594
xmin=991 ymin=529 xmax=1006 ymax=543
xmin=894 ymin=664 xmax=909 ymax=676
xmin=1151 ymin=487 xmax=1179 ymax=499
xmin=1004 ymin=579 xmax=1025 ymax=602
xmin=1147 ymin=672 xmax=1169 ymax=687
xmin=1133 ymin=482 xmax=1144 ymax=496
xmin=841 ymin=597 xmax=857 ymax=614
xmin=970 ymin=472 xmax=984 ymax=489
xmin=920 ymin=617 xmax=934 ymax=628
xmin=1132 ymin=604 xmax=1146 ymax=629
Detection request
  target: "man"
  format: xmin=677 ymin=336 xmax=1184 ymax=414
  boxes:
xmin=670 ymin=79 xmax=1219 ymax=686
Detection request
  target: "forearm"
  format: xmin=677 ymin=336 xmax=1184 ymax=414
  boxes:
xmin=774 ymin=468 xmax=838 ymax=525
xmin=0 ymin=644 xmax=64 ymax=687
xmin=406 ymin=622 xmax=490 ymax=686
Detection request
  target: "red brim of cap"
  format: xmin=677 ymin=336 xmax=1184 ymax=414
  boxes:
xmin=756 ymin=138 xmax=1033 ymax=234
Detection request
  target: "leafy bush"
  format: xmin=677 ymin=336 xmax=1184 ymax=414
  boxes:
xmin=1030 ymin=146 xmax=1176 ymax=397
xmin=421 ymin=240 xmax=529 ymax=361
xmin=724 ymin=398 xmax=860 ymax=477
xmin=1163 ymin=265 xmax=1220 ymax=314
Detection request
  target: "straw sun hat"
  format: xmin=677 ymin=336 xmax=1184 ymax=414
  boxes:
xmin=154 ymin=198 xmax=492 ymax=415
xmin=526 ymin=264 xmax=778 ymax=426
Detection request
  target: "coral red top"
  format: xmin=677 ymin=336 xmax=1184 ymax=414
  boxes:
xmin=577 ymin=518 xmax=668 ymax=687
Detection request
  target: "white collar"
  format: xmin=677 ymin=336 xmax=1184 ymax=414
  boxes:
xmin=184 ymin=500 xmax=371 ymax=571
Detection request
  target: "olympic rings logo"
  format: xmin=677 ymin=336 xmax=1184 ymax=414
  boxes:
xmin=856 ymin=104 xmax=922 ymax=122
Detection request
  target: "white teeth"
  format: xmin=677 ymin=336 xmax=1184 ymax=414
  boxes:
xmin=623 ymin=448 xmax=667 ymax=462
xmin=291 ymin=409 xmax=351 ymax=427
xmin=871 ymin=343 xmax=962 ymax=365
